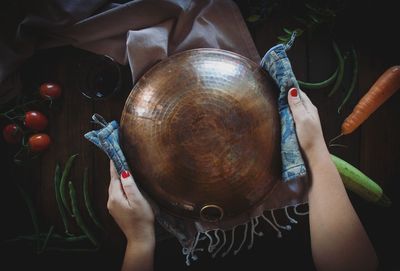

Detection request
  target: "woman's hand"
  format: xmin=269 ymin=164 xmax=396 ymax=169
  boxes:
xmin=288 ymin=88 xmax=379 ymax=271
xmin=287 ymin=87 xmax=328 ymax=162
xmin=107 ymin=161 xmax=155 ymax=244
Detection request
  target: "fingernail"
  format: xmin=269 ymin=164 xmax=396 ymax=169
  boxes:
xmin=289 ymin=88 xmax=298 ymax=97
xmin=121 ymin=170 xmax=130 ymax=179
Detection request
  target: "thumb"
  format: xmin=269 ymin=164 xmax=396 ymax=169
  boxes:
xmin=287 ymin=88 xmax=306 ymax=121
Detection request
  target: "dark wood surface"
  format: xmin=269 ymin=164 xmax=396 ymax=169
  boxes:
xmin=1 ymin=2 xmax=399 ymax=270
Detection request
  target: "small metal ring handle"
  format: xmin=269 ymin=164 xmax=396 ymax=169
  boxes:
xmin=200 ymin=204 xmax=224 ymax=222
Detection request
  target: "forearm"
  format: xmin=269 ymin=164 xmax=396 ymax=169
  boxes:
xmin=122 ymin=238 xmax=155 ymax=271
xmin=307 ymin=146 xmax=378 ymax=271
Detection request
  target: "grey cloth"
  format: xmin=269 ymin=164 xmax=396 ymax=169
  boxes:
xmin=1 ymin=0 xmax=260 ymax=90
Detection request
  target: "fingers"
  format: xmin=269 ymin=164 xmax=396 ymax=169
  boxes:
xmin=298 ymin=89 xmax=316 ymax=113
xmin=109 ymin=160 xmax=143 ymax=205
xmin=120 ymin=170 xmax=143 ymax=204
xmin=288 ymin=88 xmax=307 ymax=122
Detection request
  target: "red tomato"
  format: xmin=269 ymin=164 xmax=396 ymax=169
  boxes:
xmin=2 ymin=123 xmax=23 ymax=144
xmin=24 ymin=111 xmax=48 ymax=131
xmin=28 ymin=133 xmax=51 ymax=152
xmin=39 ymin=82 xmax=62 ymax=99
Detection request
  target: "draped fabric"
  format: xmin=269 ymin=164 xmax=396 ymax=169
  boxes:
xmin=0 ymin=0 xmax=259 ymax=100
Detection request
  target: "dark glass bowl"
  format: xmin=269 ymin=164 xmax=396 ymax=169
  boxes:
xmin=76 ymin=54 xmax=122 ymax=100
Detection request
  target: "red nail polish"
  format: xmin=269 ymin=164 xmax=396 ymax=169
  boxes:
xmin=289 ymin=88 xmax=298 ymax=97
xmin=121 ymin=170 xmax=130 ymax=179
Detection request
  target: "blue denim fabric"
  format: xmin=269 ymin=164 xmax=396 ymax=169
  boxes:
xmin=260 ymin=40 xmax=307 ymax=181
xmin=84 ymin=114 xmax=129 ymax=175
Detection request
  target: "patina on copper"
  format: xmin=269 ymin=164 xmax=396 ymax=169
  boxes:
xmin=120 ymin=49 xmax=281 ymax=223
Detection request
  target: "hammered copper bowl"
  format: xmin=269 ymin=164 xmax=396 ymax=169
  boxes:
xmin=120 ymin=49 xmax=281 ymax=223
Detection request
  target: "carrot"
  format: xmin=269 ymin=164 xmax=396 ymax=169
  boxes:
xmin=341 ymin=65 xmax=400 ymax=135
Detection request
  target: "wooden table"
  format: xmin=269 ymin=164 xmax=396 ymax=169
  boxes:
xmin=1 ymin=2 xmax=399 ymax=270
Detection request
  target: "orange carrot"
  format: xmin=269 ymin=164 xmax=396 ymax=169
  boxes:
xmin=341 ymin=65 xmax=400 ymax=135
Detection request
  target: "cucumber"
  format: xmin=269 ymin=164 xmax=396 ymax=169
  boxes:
xmin=331 ymin=154 xmax=391 ymax=207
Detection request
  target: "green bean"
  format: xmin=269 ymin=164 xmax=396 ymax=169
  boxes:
xmin=277 ymin=36 xmax=288 ymax=43
xmin=83 ymin=167 xmax=105 ymax=232
xmin=16 ymin=183 xmax=40 ymax=250
xmin=39 ymin=225 xmax=54 ymax=253
xmin=62 ymin=235 xmax=89 ymax=242
xmin=298 ymin=67 xmax=338 ymax=89
xmin=283 ymin=28 xmax=293 ymax=35
xmin=60 ymin=154 xmax=78 ymax=217
xmin=328 ymin=41 xmax=345 ymax=97
xmin=54 ymin=163 xmax=72 ymax=235
xmin=308 ymin=14 xmax=320 ymax=24
xmin=305 ymin=3 xmax=319 ymax=13
xmin=338 ymin=47 xmax=358 ymax=113
xmin=69 ymin=181 xmax=99 ymax=247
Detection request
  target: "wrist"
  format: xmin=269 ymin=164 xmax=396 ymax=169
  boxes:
xmin=125 ymin=224 xmax=156 ymax=245
xmin=126 ymin=237 xmax=155 ymax=252
xmin=304 ymin=141 xmax=330 ymax=165
xmin=126 ymin=233 xmax=156 ymax=258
